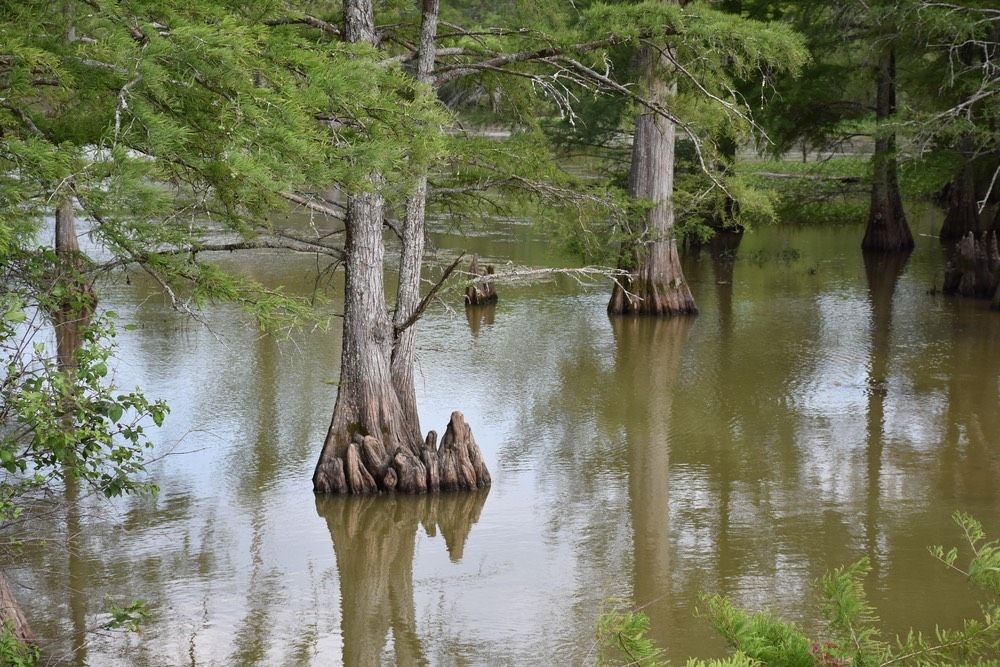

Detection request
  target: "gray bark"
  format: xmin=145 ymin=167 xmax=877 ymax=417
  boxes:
xmin=315 ymin=189 xmax=415 ymax=492
xmin=609 ymin=2 xmax=697 ymax=316
xmin=316 ymin=0 xmax=413 ymax=494
xmin=316 ymin=0 xmax=490 ymax=495
xmin=344 ymin=0 xmax=378 ymax=45
xmin=390 ymin=176 xmax=425 ymax=438
xmin=391 ymin=0 xmax=439 ymax=438
xmin=862 ymin=43 xmax=913 ymax=252
xmin=0 ymin=572 xmax=33 ymax=647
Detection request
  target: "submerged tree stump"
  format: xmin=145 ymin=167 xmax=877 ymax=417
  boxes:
xmin=316 ymin=412 xmax=490 ymax=495
xmin=943 ymin=231 xmax=1000 ymax=302
xmin=464 ymin=255 xmax=498 ymax=305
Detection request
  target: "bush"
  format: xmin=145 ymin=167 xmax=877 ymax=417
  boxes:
xmin=599 ymin=512 xmax=1000 ymax=666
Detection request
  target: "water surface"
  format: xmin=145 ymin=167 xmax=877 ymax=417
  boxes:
xmin=15 ymin=209 xmax=1000 ymax=665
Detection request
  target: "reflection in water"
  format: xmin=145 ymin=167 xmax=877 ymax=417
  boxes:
xmin=316 ymin=489 xmax=488 ymax=667
xmin=56 ymin=306 xmax=89 ymax=666
xmin=65 ymin=480 xmax=88 ymax=667
xmin=609 ymin=318 xmax=693 ymax=651
xmin=13 ymin=220 xmax=1000 ymax=665
xmin=861 ymin=250 xmax=910 ymax=578
xmin=465 ymin=304 xmax=496 ymax=337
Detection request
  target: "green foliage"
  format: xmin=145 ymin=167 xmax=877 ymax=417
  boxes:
xmin=0 ymin=623 xmax=38 ymax=667
xmin=0 ymin=310 xmax=165 ymax=526
xmin=701 ymin=594 xmax=814 ymax=666
xmin=597 ymin=600 xmax=668 ymax=666
xmin=599 ymin=513 xmax=1000 ymax=666
xmin=103 ymin=597 xmax=150 ymax=633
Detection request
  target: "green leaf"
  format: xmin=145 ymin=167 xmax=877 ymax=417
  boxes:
xmin=107 ymin=404 xmax=123 ymax=423
xmin=3 ymin=308 xmax=26 ymax=323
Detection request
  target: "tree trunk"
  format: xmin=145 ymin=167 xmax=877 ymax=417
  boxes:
xmin=53 ymin=196 xmax=92 ymax=372
xmin=862 ymin=44 xmax=913 ymax=252
xmin=609 ymin=8 xmax=697 ymax=316
xmin=315 ymin=0 xmax=419 ymax=494
xmin=0 ymin=572 xmax=34 ymax=647
xmin=315 ymin=190 xmax=418 ymax=493
xmin=391 ymin=0 xmax=440 ymax=441
xmin=940 ymin=147 xmax=982 ymax=241
xmin=943 ymin=231 xmax=1000 ymax=299
xmin=316 ymin=0 xmax=489 ymax=495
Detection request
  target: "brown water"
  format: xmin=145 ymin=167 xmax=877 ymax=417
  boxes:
xmin=14 ymin=207 xmax=1000 ymax=666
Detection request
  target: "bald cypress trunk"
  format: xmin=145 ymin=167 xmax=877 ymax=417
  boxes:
xmin=314 ymin=2 xmax=415 ymax=493
xmin=391 ymin=0 xmax=439 ymax=440
xmin=609 ymin=0 xmax=696 ymax=316
xmin=53 ymin=197 xmax=92 ymax=371
xmin=940 ymin=149 xmax=982 ymax=241
xmin=862 ymin=44 xmax=913 ymax=252
xmin=315 ymin=0 xmax=489 ymax=495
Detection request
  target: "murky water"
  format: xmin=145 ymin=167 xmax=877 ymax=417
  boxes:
xmin=14 ymin=207 xmax=1000 ymax=666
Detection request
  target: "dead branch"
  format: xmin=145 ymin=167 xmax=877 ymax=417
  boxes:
xmin=395 ymin=253 xmax=466 ymax=334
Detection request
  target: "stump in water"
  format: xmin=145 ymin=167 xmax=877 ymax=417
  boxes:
xmin=943 ymin=231 xmax=1000 ymax=301
xmin=316 ymin=412 xmax=490 ymax=495
xmin=464 ymin=255 xmax=498 ymax=305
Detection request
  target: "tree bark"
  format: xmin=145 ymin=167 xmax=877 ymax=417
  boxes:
xmin=940 ymin=148 xmax=982 ymax=241
xmin=344 ymin=0 xmax=378 ymax=45
xmin=391 ymin=0 xmax=440 ymax=442
xmin=316 ymin=0 xmax=489 ymax=495
xmin=0 ymin=572 xmax=34 ymax=647
xmin=609 ymin=4 xmax=697 ymax=316
xmin=53 ymin=196 xmax=93 ymax=372
xmin=314 ymin=189 xmax=417 ymax=493
xmin=943 ymin=231 xmax=1000 ymax=299
xmin=862 ymin=44 xmax=913 ymax=252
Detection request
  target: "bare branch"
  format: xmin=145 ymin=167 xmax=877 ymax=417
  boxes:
xmin=395 ymin=253 xmax=465 ymax=334
xmin=264 ymin=14 xmax=341 ymax=37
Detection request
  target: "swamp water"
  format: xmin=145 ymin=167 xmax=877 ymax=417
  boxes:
xmin=14 ymin=208 xmax=1000 ymax=665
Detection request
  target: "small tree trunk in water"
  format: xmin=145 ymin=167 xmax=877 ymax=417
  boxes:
xmin=54 ymin=196 xmax=93 ymax=372
xmin=464 ymin=255 xmax=498 ymax=305
xmin=940 ymin=145 xmax=982 ymax=241
xmin=862 ymin=44 xmax=913 ymax=252
xmin=609 ymin=5 xmax=697 ymax=316
xmin=943 ymin=231 xmax=1000 ymax=299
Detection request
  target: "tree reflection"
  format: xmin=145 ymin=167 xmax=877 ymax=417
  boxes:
xmin=316 ymin=489 xmax=488 ymax=667
xmin=465 ymin=304 xmax=496 ymax=337
xmin=608 ymin=317 xmax=693 ymax=652
xmin=861 ymin=250 xmax=910 ymax=578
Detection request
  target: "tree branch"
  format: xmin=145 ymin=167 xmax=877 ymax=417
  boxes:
xmin=264 ymin=14 xmax=341 ymax=37
xmin=395 ymin=253 xmax=465 ymax=334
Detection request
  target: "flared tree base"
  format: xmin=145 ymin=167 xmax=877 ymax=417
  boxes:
xmin=862 ymin=208 xmax=914 ymax=252
xmin=943 ymin=231 xmax=1000 ymax=307
xmin=608 ymin=278 xmax=698 ymax=316
xmin=313 ymin=411 xmax=490 ymax=495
